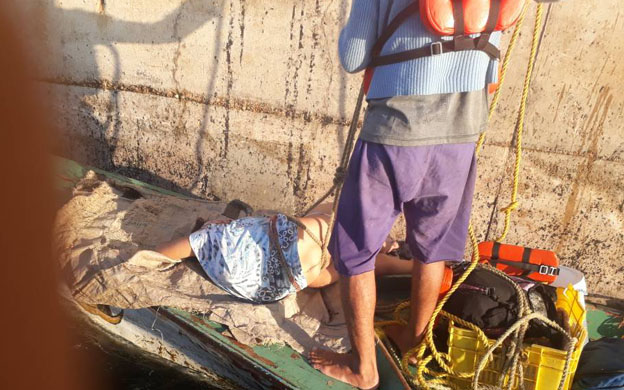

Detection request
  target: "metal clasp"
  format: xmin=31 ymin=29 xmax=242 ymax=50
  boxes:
xmin=538 ymin=265 xmax=558 ymax=275
xmin=430 ymin=41 xmax=443 ymax=56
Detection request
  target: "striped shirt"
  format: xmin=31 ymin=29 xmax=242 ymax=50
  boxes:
xmin=339 ymin=0 xmax=501 ymax=98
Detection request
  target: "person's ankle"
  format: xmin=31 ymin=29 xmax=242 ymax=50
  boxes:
xmin=401 ymin=324 xmax=425 ymax=344
xmin=351 ymin=355 xmax=378 ymax=383
xmin=412 ymin=331 xmax=425 ymax=346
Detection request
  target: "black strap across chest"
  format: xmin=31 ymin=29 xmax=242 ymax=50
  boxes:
xmin=369 ymin=0 xmax=502 ymax=69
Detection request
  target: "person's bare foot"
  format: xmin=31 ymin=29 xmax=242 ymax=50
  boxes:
xmin=308 ymin=349 xmax=379 ymax=390
xmin=383 ymin=323 xmax=423 ymax=365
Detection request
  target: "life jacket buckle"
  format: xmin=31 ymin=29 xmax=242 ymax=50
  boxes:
xmin=538 ymin=265 xmax=559 ymax=276
xmin=430 ymin=41 xmax=443 ymax=56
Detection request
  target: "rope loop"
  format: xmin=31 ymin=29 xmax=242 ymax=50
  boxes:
xmin=501 ymin=201 xmax=519 ymax=213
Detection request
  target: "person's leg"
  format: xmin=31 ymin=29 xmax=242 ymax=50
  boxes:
xmin=308 ymin=141 xmax=402 ymax=389
xmin=385 ymin=143 xmax=478 ymax=358
xmin=384 ymin=260 xmax=445 ymax=357
xmin=406 ymin=260 xmax=445 ymax=342
xmin=309 ymin=271 xmax=378 ymax=389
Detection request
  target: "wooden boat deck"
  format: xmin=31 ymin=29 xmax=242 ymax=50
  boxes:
xmin=54 ymin=156 xmax=623 ymax=390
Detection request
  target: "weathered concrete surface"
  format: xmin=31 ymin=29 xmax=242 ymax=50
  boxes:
xmin=23 ymin=0 xmax=624 ymax=297
xmin=45 ymin=83 xmax=348 ymax=212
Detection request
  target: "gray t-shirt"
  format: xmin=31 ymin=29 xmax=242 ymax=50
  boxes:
xmin=359 ymin=89 xmax=489 ymax=146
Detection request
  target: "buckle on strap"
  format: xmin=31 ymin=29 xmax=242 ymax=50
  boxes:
xmin=538 ymin=265 xmax=559 ymax=276
xmin=430 ymin=41 xmax=443 ymax=56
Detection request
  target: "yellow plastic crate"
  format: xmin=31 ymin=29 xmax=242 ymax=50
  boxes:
xmin=447 ymin=285 xmax=587 ymax=390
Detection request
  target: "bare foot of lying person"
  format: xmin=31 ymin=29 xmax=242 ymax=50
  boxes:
xmin=308 ymin=349 xmax=379 ymax=390
xmin=383 ymin=323 xmax=423 ymax=365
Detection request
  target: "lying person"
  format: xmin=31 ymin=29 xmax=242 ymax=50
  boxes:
xmin=155 ymin=203 xmax=412 ymax=303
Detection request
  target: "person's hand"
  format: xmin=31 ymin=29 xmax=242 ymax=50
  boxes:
xmin=380 ymin=238 xmax=399 ymax=254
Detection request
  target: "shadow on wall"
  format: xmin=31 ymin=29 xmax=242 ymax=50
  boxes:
xmin=49 ymin=0 xmax=356 ymax=208
xmin=49 ymin=0 xmax=224 ymax=197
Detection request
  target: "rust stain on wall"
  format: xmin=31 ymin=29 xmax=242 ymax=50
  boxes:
xmin=239 ymin=0 xmax=246 ymax=65
xmin=222 ymin=1 xmax=236 ymax=159
xmin=555 ymin=87 xmax=613 ymax=253
xmin=552 ymin=83 xmax=566 ymax=123
xmin=283 ymin=2 xmax=307 ymax=181
xmin=171 ymin=4 xmax=187 ymax=141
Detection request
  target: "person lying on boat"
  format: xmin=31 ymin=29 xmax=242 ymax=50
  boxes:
xmin=154 ymin=203 xmax=412 ymax=303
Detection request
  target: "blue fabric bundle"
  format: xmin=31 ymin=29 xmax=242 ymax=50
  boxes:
xmin=572 ymin=338 xmax=624 ymax=390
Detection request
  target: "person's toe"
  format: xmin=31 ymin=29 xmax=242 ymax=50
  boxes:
xmin=308 ymin=349 xmax=326 ymax=365
xmin=307 ymin=349 xmax=320 ymax=360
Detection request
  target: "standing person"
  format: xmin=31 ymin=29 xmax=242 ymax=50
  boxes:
xmin=308 ymin=0 xmax=501 ymax=388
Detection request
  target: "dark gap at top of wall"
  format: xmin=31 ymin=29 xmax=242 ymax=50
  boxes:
xmin=40 ymin=77 xmax=359 ymax=129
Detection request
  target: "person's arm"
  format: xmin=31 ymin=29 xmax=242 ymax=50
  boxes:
xmin=155 ymin=236 xmax=194 ymax=260
xmin=338 ymin=0 xmax=380 ymax=73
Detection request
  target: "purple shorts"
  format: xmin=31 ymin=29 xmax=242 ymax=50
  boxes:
xmin=328 ymin=140 xmax=477 ymax=276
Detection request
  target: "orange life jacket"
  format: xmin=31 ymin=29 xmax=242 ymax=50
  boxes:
xmin=478 ymin=241 xmax=560 ymax=284
xmin=419 ymin=0 xmax=526 ymax=36
xmin=439 ymin=266 xmax=454 ymax=296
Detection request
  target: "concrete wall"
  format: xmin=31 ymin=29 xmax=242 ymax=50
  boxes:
xmin=23 ymin=0 xmax=623 ymax=298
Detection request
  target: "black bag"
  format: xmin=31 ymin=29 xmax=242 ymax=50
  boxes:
xmin=525 ymin=284 xmax=567 ymax=349
xmin=444 ymin=264 xmax=569 ymax=346
xmin=443 ymin=263 xmax=520 ymax=338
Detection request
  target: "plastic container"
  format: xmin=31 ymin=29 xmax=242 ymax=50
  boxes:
xmin=552 ymin=266 xmax=587 ymax=296
xmin=447 ymin=285 xmax=587 ymax=390
xmin=552 ymin=266 xmax=588 ymax=335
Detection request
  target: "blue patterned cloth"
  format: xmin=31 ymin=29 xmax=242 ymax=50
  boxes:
xmin=188 ymin=214 xmax=307 ymax=303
